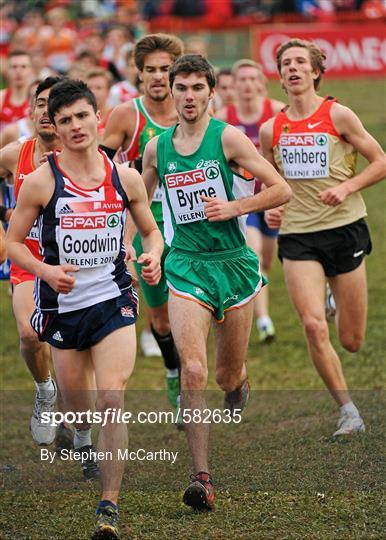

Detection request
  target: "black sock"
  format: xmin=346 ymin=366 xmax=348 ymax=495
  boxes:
xmin=151 ymin=324 xmax=180 ymax=371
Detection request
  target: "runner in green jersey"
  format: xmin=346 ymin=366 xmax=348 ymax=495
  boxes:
xmin=103 ymin=34 xmax=183 ymax=410
xmin=142 ymin=55 xmax=291 ymax=511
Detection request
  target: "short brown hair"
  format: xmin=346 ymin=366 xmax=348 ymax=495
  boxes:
xmin=169 ymin=55 xmax=216 ymax=91
xmin=134 ymin=33 xmax=183 ymax=71
xmin=276 ymin=39 xmax=326 ymax=90
xmin=232 ymin=59 xmax=266 ymax=84
xmin=85 ymin=67 xmax=112 ymax=88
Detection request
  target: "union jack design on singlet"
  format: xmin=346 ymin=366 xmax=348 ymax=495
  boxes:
xmin=33 ymin=151 xmax=132 ymax=314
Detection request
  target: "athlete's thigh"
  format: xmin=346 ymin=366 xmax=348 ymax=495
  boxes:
xmin=246 ymin=226 xmax=263 ymax=258
xmin=168 ymin=293 xmax=212 ymax=365
xmin=283 ymin=259 xmax=326 ymax=320
xmin=214 ymin=300 xmax=254 ymax=371
xmin=12 ymin=280 xmax=36 ymax=330
xmin=91 ymin=325 xmax=137 ymax=391
xmin=51 ymin=346 xmax=95 ymax=409
xmin=328 ymin=261 xmax=367 ymax=338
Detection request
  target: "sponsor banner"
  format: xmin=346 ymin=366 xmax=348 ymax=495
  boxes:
xmin=254 ymin=23 xmax=386 ymax=78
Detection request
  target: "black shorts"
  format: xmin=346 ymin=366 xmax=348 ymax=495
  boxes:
xmin=31 ymin=288 xmax=139 ymax=351
xmin=278 ymin=218 xmax=372 ymax=277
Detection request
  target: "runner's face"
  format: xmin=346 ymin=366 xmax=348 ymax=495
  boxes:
xmin=216 ymin=74 xmax=235 ymax=106
xmin=172 ymin=73 xmax=213 ymax=124
xmin=33 ymin=88 xmax=56 ymax=138
xmin=235 ymin=67 xmax=265 ymax=100
xmin=53 ymin=99 xmax=100 ymax=151
xmin=279 ymin=47 xmax=319 ymax=94
xmin=7 ymin=55 xmax=33 ymax=88
xmin=140 ymin=51 xmax=173 ymax=102
xmin=87 ymin=75 xmax=110 ymax=110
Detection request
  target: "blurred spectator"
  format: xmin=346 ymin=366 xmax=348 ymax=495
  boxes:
xmin=172 ymin=0 xmax=205 ymax=16
xmin=103 ymin=24 xmax=134 ymax=77
xmin=185 ymin=36 xmax=208 ymax=57
xmin=0 ymin=79 xmax=39 ymax=148
xmin=82 ymin=29 xmax=122 ymax=82
xmin=108 ymin=49 xmax=139 ymax=107
xmin=114 ymin=1 xmax=147 ymax=39
xmin=0 ymin=3 xmax=17 ymax=61
xmin=0 ymin=50 xmax=33 ymax=130
xmin=213 ymin=68 xmax=235 ymax=112
xmin=86 ymin=67 xmax=113 ymax=141
xmin=40 ymin=6 xmax=77 ymax=73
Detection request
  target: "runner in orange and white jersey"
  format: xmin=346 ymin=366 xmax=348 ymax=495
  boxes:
xmin=260 ymin=38 xmax=386 ymax=437
xmin=0 ymin=77 xmax=64 ymax=447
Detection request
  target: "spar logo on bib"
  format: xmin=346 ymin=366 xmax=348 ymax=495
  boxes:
xmin=279 ymin=132 xmax=329 ymax=180
xmin=107 ymin=214 xmax=119 ymax=227
xmin=165 ymin=167 xmax=228 ymax=225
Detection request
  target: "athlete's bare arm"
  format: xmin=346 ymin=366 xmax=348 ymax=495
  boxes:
xmin=102 ymin=102 xmax=137 ymax=154
xmin=260 ymin=118 xmax=285 ymax=229
xmin=318 ymin=104 xmax=386 ymax=206
xmin=6 ymin=163 xmax=78 ymax=293
xmin=0 ymin=140 xmax=21 ymax=178
xmin=202 ymin=125 xmax=291 ymax=222
xmin=0 ymin=123 xmax=20 ymax=149
xmin=117 ymin=163 xmax=163 ymax=286
xmin=141 ymin=136 xmax=161 ymax=202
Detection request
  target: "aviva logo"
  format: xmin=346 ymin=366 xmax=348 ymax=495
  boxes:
xmin=107 ymin=214 xmax=120 ymax=227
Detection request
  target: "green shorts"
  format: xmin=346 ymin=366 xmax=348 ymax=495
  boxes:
xmin=165 ymin=246 xmax=266 ymax=322
xmin=133 ymin=222 xmax=169 ymax=308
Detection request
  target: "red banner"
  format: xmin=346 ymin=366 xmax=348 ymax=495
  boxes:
xmin=253 ymin=24 xmax=386 ymax=78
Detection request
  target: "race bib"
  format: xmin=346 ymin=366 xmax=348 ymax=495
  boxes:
xmin=279 ymin=133 xmax=329 ymax=179
xmin=165 ymin=165 xmax=228 ymax=224
xmin=58 ymin=212 xmax=122 ymax=268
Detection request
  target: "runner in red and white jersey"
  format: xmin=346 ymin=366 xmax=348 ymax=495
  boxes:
xmin=0 ymin=77 xmax=64 ymax=447
xmin=86 ymin=68 xmax=113 ymax=143
xmin=0 ymin=50 xmax=33 ymax=130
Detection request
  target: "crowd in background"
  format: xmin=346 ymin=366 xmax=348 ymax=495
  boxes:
xmin=2 ymin=0 xmax=385 ymax=81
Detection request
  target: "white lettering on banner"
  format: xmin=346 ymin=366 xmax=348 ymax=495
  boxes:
xmin=259 ymin=30 xmax=386 ymax=76
xmin=279 ymin=132 xmax=329 ymax=179
xmin=165 ymin=166 xmax=228 ymax=224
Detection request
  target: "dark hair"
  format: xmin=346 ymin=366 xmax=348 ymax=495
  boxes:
xmin=216 ymin=68 xmax=233 ymax=83
xmin=169 ymin=55 xmax=216 ymax=90
xmin=48 ymin=79 xmax=97 ymax=124
xmin=7 ymin=49 xmax=32 ymax=60
xmin=35 ymin=76 xmax=63 ymax=100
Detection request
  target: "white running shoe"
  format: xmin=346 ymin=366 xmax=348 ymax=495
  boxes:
xmin=140 ymin=329 xmax=162 ymax=357
xmin=30 ymin=379 xmax=57 ymax=445
xmin=333 ymin=413 xmax=365 ymax=437
xmin=325 ymin=284 xmax=336 ymax=322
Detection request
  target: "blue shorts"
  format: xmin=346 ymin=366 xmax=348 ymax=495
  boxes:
xmin=246 ymin=212 xmax=278 ymax=238
xmin=31 ymin=288 xmax=139 ymax=351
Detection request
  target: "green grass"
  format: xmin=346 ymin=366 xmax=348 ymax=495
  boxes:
xmin=1 ymin=78 xmax=385 ymax=539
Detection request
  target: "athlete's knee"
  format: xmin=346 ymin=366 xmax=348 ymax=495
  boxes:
xmin=339 ymin=330 xmax=364 ymax=353
xmin=96 ymin=390 xmax=124 ymax=414
xmin=302 ymin=316 xmax=329 ymax=346
xmin=18 ymin=323 xmax=41 ymax=353
xmin=181 ymin=360 xmax=207 ymax=389
xmin=151 ymin=311 xmax=170 ymax=335
xmin=215 ymin=366 xmax=243 ymax=392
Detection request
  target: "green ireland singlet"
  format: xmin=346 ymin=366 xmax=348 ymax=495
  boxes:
xmin=157 ymin=118 xmax=265 ymax=321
